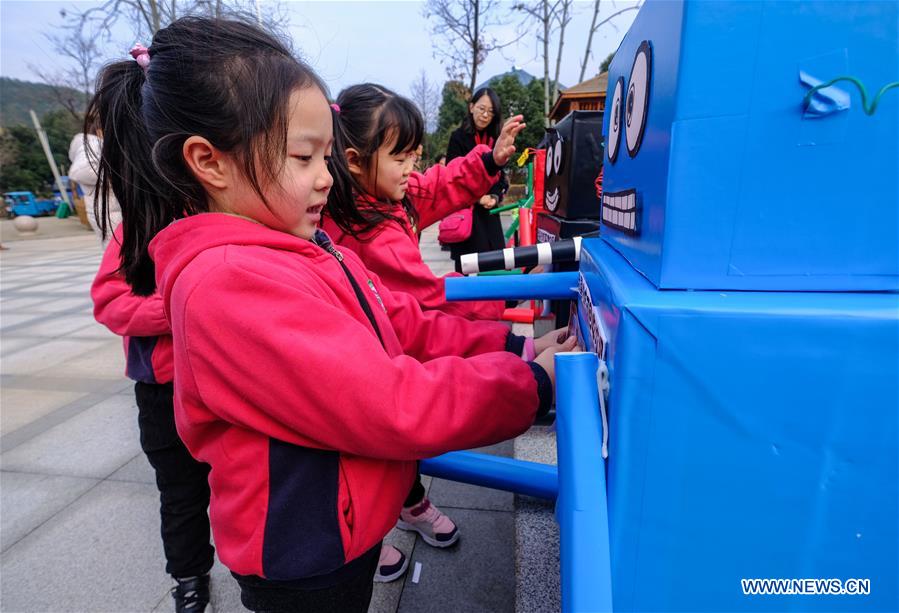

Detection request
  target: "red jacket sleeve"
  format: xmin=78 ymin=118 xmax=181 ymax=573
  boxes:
xmin=362 ymin=264 xmax=510 ymax=361
xmin=349 ymin=223 xmax=504 ymax=321
xmin=176 ymin=262 xmax=537 ymax=460
xmin=91 ymin=225 xmax=169 ymax=337
xmin=409 ymin=144 xmax=497 ymax=230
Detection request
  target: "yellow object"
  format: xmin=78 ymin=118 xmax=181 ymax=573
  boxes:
xmin=516 ymin=148 xmax=533 ymax=167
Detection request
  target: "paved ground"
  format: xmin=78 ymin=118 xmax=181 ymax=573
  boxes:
xmin=0 ymin=221 xmax=560 ymax=612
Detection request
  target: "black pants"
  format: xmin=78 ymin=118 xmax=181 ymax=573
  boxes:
xmin=404 ymin=472 xmax=426 ymax=507
xmin=235 ymin=544 xmax=380 ymax=613
xmin=135 ymin=381 xmax=214 ymax=578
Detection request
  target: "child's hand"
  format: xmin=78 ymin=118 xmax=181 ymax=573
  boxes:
xmin=533 ymin=335 xmax=580 ymax=385
xmin=493 ymin=115 xmax=527 ymax=167
xmin=534 ymin=326 xmax=570 ymax=354
xmin=478 ymin=195 xmax=498 ymax=209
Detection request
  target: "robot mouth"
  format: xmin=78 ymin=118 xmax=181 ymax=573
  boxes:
xmin=601 ymin=188 xmax=638 ymax=234
xmin=546 ymin=188 xmax=560 ymax=211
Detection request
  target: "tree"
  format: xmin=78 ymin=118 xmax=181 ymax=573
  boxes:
xmin=410 ymin=70 xmax=441 ymax=161
xmin=74 ymin=0 xmax=287 ymax=40
xmin=0 ymin=110 xmax=81 ymax=195
xmin=430 ymin=80 xmax=470 ymax=160
xmin=550 ymin=0 xmax=573 ymax=106
xmin=578 ymin=1 xmax=641 ymax=82
xmin=599 ymin=51 xmax=615 ymax=74
xmin=424 ymin=0 xmax=517 ymax=94
xmin=35 ymin=0 xmax=291 ymax=119
xmin=491 ymin=75 xmax=545 ymax=151
xmin=30 ymin=13 xmax=105 ymax=120
xmin=514 ymin=0 xmax=571 ymax=125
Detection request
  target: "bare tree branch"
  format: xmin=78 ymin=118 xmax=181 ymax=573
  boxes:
xmin=551 ymin=0 xmax=572 ymax=105
xmin=578 ymin=1 xmax=641 ymax=82
xmin=425 ymin=0 xmax=519 ymax=93
xmin=29 ymin=11 xmax=105 ymax=119
xmin=409 ymin=69 xmax=441 ymax=134
xmin=514 ymin=0 xmax=563 ymax=125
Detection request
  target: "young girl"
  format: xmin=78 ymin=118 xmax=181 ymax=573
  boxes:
xmin=92 ymin=224 xmax=213 ymax=613
xmin=321 ymin=84 xmax=531 ymax=570
xmin=90 ymin=17 xmax=574 ymax=613
xmin=321 ymin=83 xmax=525 ymax=321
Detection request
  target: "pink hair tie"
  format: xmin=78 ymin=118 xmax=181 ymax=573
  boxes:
xmin=129 ymin=43 xmax=151 ymax=73
xmin=330 ymin=103 xmax=341 ymax=113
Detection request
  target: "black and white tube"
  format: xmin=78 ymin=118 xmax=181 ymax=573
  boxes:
xmin=460 ymin=237 xmax=582 ymax=275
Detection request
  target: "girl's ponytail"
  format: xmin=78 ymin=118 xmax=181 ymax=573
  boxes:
xmin=325 ymin=107 xmax=374 ymax=235
xmin=86 ymin=58 xmax=174 ymax=296
xmin=86 ymin=17 xmax=326 ymax=294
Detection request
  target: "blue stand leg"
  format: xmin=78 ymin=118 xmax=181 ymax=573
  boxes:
xmin=555 ymin=352 xmax=613 ymax=613
xmin=420 ymin=451 xmax=557 ymax=500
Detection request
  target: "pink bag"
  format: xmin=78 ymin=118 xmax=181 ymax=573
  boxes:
xmin=438 ymin=207 xmax=474 ymax=243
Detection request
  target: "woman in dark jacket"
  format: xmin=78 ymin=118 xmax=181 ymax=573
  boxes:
xmin=446 ymin=87 xmax=508 ymax=272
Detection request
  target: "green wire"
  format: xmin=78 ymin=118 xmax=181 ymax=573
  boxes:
xmin=803 ymin=75 xmax=899 ymax=116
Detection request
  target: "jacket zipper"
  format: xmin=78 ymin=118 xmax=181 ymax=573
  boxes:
xmin=319 ymin=237 xmax=386 ymax=349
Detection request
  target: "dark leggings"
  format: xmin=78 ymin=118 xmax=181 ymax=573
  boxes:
xmin=135 ymin=381 xmax=214 ymax=578
xmin=404 ymin=472 xmax=426 ymax=507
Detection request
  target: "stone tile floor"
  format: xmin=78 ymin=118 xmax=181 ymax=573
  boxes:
xmin=1 ymin=223 xmax=560 ymax=612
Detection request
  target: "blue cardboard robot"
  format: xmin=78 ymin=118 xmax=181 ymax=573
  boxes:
xmin=582 ymin=0 xmax=898 ymax=610
xmin=435 ymin=1 xmax=897 ymax=610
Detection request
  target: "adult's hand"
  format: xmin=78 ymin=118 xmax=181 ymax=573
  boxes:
xmin=492 ymin=115 xmax=527 ymax=167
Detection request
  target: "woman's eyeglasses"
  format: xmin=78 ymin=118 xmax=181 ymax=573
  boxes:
xmin=473 ymin=106 xmax=494 ymax=117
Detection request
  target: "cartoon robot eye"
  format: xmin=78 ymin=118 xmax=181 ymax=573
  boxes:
xmin=553 ymin=139 xmax=563 ymax=174
xmin=546 ymin=142 xmax=554 ymax=177
xmin=607 ymin=77 xmax=624 ymax=163
xmin=625 ymin=40 xmax=652 ymax=158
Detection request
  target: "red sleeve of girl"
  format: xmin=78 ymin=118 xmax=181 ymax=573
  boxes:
xmin=408 ymin=144 xmax=498 ymax=230
xmin=91 ymin=224 xmax=170 ymax=337
xmin=174 ymin=261 xmax=538 ymax=461
xmin=361 ymin=263 xmax=511 ymax=360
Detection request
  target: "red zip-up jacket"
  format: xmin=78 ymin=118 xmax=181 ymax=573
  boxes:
xmin=322 ymin=145 xmax=505 ymax=320
xmin=91 ymin=224 xmax=173 ymax=384
xmin=150 ymin=214 xmax=543 ymax=581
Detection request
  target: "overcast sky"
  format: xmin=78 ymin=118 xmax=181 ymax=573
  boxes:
xmin=0 ymin=0 xmax=638 ymax=100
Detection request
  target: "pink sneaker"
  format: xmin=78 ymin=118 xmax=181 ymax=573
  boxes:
xmin=396 ymin=498 xmax=460 ymax=548
xmin=374 ymin=543 xmax=408 ymax=583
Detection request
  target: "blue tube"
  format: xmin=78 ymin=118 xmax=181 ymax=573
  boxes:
xmin=445 ymin=271 xmax=579 ymax=301
xmin=555 ymin=352 xmax=613 ymax=613
xmin=420 ymin=451 xmax=557 ymax=500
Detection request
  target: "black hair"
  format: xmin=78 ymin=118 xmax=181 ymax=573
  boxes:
xmin=86 ymin=16 xmax=365 ymax=295
xmin=461 ymin=87 xmax=502 ymax=140
xmin=327 ymin=83 xmax=423 ymax=239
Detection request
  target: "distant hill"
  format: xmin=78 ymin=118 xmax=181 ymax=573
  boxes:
xmin=0 ymin=78 xmax=85 ymax=127
xmin=476 ymin=66 xmax=566 ymax=93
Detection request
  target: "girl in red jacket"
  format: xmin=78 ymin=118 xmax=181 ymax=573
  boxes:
xmin=321 ymin=83 xmax=526 ymax=322
xmin=321 ymin=84 xmax=531 ymax=573
xmin=91 ymin=224 xmax=213 ymax=612
xmin=88 ymin=17 xmax=574 ymax=613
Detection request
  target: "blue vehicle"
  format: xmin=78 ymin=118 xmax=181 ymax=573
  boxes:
xmin=4 ymin=191 xmax=58 ymax=218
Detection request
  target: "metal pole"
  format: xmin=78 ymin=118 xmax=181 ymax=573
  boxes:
xmin=445 ymin=271 xmax=579 ymax=301
xmin=420 ymin=451 xmax=557 ymax=500
xmin=29 ymin=110 xmax=71 ymax=208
